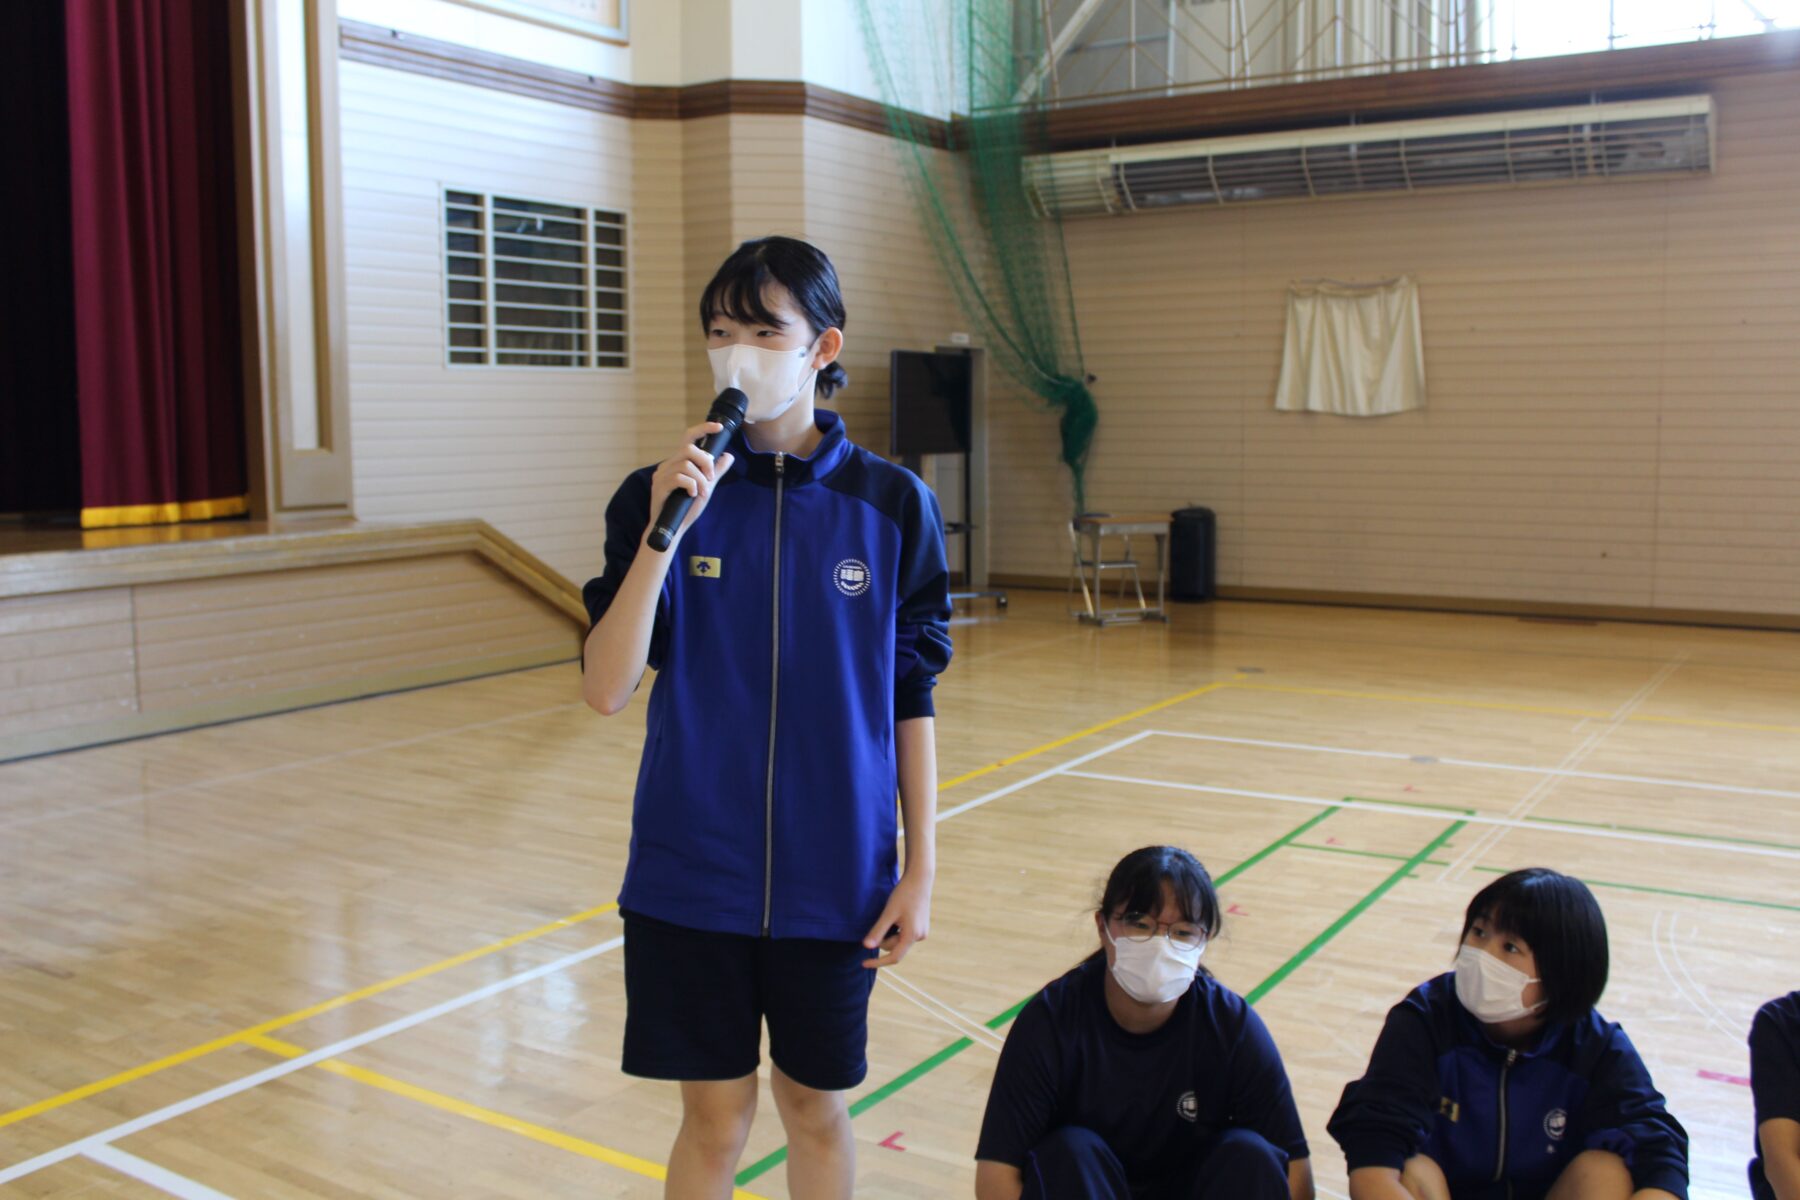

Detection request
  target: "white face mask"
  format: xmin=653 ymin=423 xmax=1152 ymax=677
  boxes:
xmin=708 ymin=341 xmax=818 ymax=424
xmin=1454 ymin=943 xmax=1547 ymax=1023
xmin=1104 ymin=926 xmax=1204 ymax=1006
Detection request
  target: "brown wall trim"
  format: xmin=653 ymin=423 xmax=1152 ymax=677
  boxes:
xmin=986 ymin=575 xmax=1800 ymax=633
xmin=1041 ymin=29 xmax=1800 ymax=150
xmin=337 ymin=19 xmax=949 ymax=145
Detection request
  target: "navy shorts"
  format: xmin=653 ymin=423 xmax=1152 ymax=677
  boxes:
xmin=620 ymin=909 xmax=878 ymax=1092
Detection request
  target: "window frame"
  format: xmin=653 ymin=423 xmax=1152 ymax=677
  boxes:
xmin=440 ymin=185 xmax=632 ymax=373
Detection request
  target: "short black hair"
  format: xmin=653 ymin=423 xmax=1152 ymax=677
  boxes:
xmin=1460 ymin=868 xmax=1609 ymax=1023
xmin=698 ymin=237 xmax=848 ymax=399
xmin=1098 ymin=846 xmax=1222 ymax=934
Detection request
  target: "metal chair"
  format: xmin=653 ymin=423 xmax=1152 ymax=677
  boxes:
xmin=1067 ymin=514 xmax=1147 ymax=622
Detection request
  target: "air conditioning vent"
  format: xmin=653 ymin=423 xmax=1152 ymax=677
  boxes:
xmin=1024 ymin=95 xmax=1713 ymax=216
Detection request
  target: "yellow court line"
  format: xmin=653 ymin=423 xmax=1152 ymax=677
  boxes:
xmin=939 ymin=677 xmax=1243 ymax=790
xmin=7 ymin=679 xmax=1247 ymax=1133
xmin=0 ymin=903 xmax=619 ymax=1131
xmin=244 ymin=1035 xmax=771 ymax=1200
xmin=1626 ymin=712 xmax=1800 ymax=735
xmin=1231 ymin=680 xmax=1800 ymax=734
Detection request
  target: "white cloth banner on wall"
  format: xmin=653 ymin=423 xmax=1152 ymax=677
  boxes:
xmin=1274 ymin=275 xmax=1426 ymax=416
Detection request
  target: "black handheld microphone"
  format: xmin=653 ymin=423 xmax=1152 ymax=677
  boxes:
xmin=647 ymin=387 xmax=748 ymax=553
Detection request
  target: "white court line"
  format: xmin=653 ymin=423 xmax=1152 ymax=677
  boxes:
xmin=1143 ymin=727 xmax=1800 ymax=801
xmin=1656 ymin=912 xmax=1749 ymax=1046
xmin=1 ymin=728 xmax=1146 ymax=1182
xmin=0 ymin=701 xmax=587 ymax=832
xmin=0 ymin=935 xmax=623 ymax=1185
xmin=1438 ymin=653 xmax=1687 ymax=882
xmin=937 ymin=730 xmax=1155 ymax=821
xmin=84 ymin=1145 xmax=240 ymax=1200
xmin=879 ymin=973 xmax=1006 ymax=1051
xmin=1059 ymin=769 xmax=1800 ymax=862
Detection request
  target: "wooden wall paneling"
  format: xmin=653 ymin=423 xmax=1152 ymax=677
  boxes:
xmin=338 ymin=60 xmax=654 ymax=584
xmin=1025 ymin=72 xmax=1800 ymax=618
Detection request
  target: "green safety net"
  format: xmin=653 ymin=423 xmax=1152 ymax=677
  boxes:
xmin=857 ymin=0 xmax=1098 ymax=513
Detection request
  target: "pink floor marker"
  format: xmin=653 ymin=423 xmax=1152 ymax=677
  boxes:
xmin=1326 ymin=837 xmax=1343 ymax=845
xmin=1403 ymin=785 xmax=1418 ymax=792
xmin=1697 ymin=1069 xmax=1751 ymax=1087
xmin=1227 ymin=904 xmax=1248 ymax=915
xmin=880 ymin=1132 xmax=908 ymax=1152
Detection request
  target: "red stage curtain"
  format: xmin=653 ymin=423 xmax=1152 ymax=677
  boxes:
xmin=64 ymin=0 xmax=249 ymax=528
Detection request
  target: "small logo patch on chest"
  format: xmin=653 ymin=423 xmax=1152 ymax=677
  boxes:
xmin=1543 ymin=1108 xmax=1567 ymax=1141
xmin=688 ymin=556 xmax=722 ymax=579
xmin=1437 ymin=1097 xmax=1461 ymax=1123
xmin=1176 ymin=1091 xmax=1199 ymax=1122
xmin=833 ymin=558 xmax=870 ymax=596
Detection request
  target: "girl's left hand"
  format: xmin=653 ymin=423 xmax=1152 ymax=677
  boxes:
xmin=861 ymin=871 xmax=933 ymax=968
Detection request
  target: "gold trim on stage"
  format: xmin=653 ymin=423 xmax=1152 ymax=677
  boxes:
xmin=80 ymin=495 xmax=250 ymax=529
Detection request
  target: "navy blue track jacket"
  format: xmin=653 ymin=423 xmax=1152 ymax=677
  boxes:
xmin=1327 ymin=973 xmax=1689 ymax=1199
xmin=583 ymin=411 xmax=952 ymax=942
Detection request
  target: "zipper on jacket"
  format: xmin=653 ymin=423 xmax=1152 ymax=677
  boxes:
xmin=761 ymin=451 xmax=786 ymax=936
xmin=1493 ymin=1048 xmax=1518 ymax=1190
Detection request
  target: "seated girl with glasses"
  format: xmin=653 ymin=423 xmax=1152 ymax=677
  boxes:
xmin=1328 ymin=868 xmax=1689 ymax=1200
xmin=973 ymin=846 xmax=1314 ymax=1200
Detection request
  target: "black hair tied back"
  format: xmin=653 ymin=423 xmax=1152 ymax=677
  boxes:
xmin=699 ymin=236 xmax=850 ymax=400
xmin=817 ymin=360 xmax=849 ymax=397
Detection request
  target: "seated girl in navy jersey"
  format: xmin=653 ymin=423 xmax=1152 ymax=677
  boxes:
xmin=974 ymin=846 xmax=1313 ymax=1200
xmin=1329 ymin=868 xmax=1688 ymax=1200
xmin=1750 ymin=989 xmax=1800 ymax=1200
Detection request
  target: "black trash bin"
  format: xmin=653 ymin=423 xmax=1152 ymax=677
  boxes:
xmin=1169 ymin=507 xmax=1215 ymax=602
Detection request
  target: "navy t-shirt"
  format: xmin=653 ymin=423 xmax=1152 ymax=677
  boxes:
xmin=1751 ymin=991 xmax=1800 ymax=1200
xmin=975 ymin=957 xmax=1308 ymax=1190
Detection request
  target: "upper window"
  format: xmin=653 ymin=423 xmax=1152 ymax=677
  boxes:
xmin=443 ymin=190 xmax=628 ymax=369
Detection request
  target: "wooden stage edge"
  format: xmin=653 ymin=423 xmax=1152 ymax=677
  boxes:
xmin=0 ymin=519 xmax=587 ymax=763
xmin=985 ymin=575 xmax=1800 ymax=633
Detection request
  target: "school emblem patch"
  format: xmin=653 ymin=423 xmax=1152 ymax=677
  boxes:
xmin=1176 ymin=1091 xmax=1198 ymax=1122
xmin=1438 ymin=1097 xmax=1461 ymax=1122
xmin=688 ymin=555 xmax=722 ymax=578
xmin=1543 ymin=1108 xmax=1567 ymax=1141
xmin=833 ymin=558 xmax=870 ymax=597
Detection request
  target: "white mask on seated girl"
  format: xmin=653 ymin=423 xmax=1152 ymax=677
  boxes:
xmin=1454 ymin=944 xmax=1547 ymax=1023
xmin=1105 ymin=927 xmax=1204 ymax=1005
xmin=709 ymin=340 xmax=819 ymax=424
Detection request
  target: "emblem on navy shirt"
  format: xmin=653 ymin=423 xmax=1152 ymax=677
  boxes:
xmin=1543 ymin=1108 xmax=1567 ymax=1141
xmin=689 ymin=555 xmax=722 ymax=578
xmin=833 ymin=558 xmax=870 ymax=597
xmin=1177 ymin=1091 xmax=1198 ymax=1122
xmin=1437 ymin=1097 xmax=1460 ymax=1122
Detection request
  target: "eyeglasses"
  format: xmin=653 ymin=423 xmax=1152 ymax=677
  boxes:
xmin=1110 ymin=913 xmax=1207 ymax=951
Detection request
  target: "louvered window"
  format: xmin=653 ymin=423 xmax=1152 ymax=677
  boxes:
xmin=444 ymin=190 xmax=629 ymax=369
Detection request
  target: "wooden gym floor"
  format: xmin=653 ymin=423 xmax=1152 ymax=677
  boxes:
xmin=2 ymin=592 xmax=1795 ymax=1198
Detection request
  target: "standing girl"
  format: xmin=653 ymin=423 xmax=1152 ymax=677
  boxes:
xmin=583 ymin=237 xmax=953 ymax=1199
xmin=1328 ymin=868 xmax=1689 ymax=1200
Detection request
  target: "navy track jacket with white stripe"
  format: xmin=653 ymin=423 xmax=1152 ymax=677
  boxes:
xmin=1328 ymin=973 xmax=1689 ymax=1200
xmin=584 ymin=411 xmax=953 ymax=942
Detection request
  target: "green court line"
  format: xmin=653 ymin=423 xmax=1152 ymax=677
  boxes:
xmin=1344 ymin=794 xmax=1477 ymax=816
xmin=734 ymin=803 xmax=1341 ymax=1187
xmin=1294 ymin=845 xmax=1799 ymax=915
xmin=1468 ymin=866 xmax=1800 ymax=913
xmin=1244 ymin=821 xmax=1465 ymax=1005
xmin=1347 ymin=797 xmax=1800 ymax=856
xmin=1213 ymin=805 xmax=1340 ymax=886
xmin=1520 ymin=813 xmax=1800 ymax=854
xmin=1292 ymin=841 xmax=1452 ymax=868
